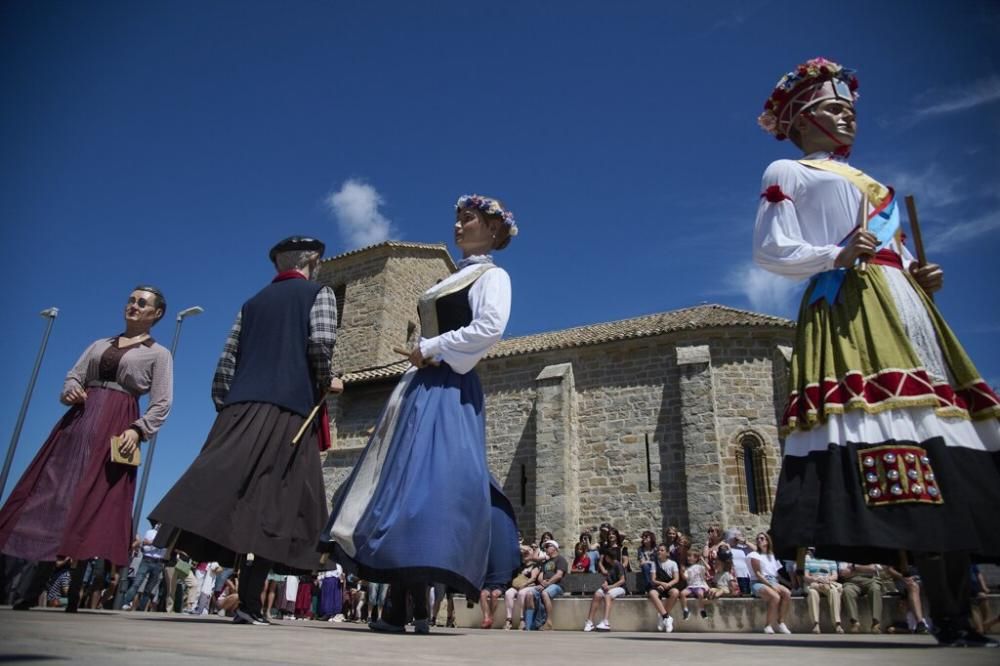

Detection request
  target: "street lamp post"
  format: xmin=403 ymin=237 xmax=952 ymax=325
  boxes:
xmin=131 ymin=305 xmax=204 ymax=535
xmin=0 ymin=307 xmax=59 ymax=499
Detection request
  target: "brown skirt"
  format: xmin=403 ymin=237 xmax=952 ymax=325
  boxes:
xmin=149 ymin=402 xmax=328 ymax=572
xmin=0 ymin=387 xmax=138 ymax=566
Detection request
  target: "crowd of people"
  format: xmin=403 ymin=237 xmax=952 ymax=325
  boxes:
xmin=6 ymin=519 xmax=997 ymax=638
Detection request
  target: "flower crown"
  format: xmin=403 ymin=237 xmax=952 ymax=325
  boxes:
xmin=758 ymin=57 xmax=859 ymax=140
xmin=455 ymin=194 xmax=519 ymax=237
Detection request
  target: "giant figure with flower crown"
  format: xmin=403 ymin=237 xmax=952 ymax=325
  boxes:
xmin=753 ymin=58 xmax=1000 ymax=647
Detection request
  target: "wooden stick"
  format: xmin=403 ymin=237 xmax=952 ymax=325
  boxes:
xmin=291 ymin=390 xmax=329 ymax=446
xmin=392 ymin=346 xmax=411 ymax=357
xmin=904 ymin=195 xmax=934 ymax=303
xmin=857 ymin=193 xmax=869 ymax=274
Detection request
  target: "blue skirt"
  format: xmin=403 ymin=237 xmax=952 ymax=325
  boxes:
xmin=320 ymin=364 xmax=520 ymax=597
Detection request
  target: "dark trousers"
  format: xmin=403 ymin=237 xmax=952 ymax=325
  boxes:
xmin=915 ymin=551 xmax=972 ymax=632
xmin=12 ymin=560 xmax=55 ymax=608
xmin=385 ymin=582 xmax=428 ymax=627
xmin=238 ymin=556 xmax=272 ymax=616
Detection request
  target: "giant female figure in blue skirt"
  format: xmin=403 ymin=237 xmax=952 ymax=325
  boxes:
xmin=320 ymin=194 xmax=521 ymax=633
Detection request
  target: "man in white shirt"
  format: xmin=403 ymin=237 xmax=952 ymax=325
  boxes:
xmin=121 ymin=524 xmax=166 ymax=611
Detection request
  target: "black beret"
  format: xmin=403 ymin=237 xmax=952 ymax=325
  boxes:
xmin=269 ymin=236 xmax=326 ymax=263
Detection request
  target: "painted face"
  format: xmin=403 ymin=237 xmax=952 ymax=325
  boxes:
xmin=454 ymin=206 xmax=495 ymax=255
xmin=125 ymin=290 xmax=162 ymax=326
xmin=801 ymin=98 xmax=856 ymax=149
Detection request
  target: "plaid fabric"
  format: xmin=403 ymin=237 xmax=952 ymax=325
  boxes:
xmin=212 ymin=286 xmax=337 ymax=409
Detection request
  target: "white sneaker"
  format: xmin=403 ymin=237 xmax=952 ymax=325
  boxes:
xmin=329 ymin=613 xmax=345 ymax=623
xmin=665 ymin=616 xmax=674 ymax=633
xmin=596 ymin=620 xmax=610 ymax=631
xmin=121 ymin=603 xmax=132 ymax=611
xmin=764 ymin=625 xmax=775 ymax=634
xmin=656 ymin=615 xmax=665 ymax=632
xmin=583 ymin=620 xmax=594 ymax=632
xmin=778 ymin=622 xmax=791 ymax=634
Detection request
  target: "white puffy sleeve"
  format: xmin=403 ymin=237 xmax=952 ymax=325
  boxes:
xmin=418 ymin=267 xmax=512 ymax=375
xmin=753 ymin=160 xmax=843 ymax=280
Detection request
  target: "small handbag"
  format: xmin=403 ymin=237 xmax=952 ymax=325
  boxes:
xmin=511 ymin=573 xmax=533 ymax=590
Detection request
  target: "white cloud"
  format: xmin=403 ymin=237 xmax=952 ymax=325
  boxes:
xmin=325 ymin=179 xmax=395 ymax=249
xmin=726 ymin=262 xmax=803 ymax=317
xmin=928 ymin=209 xmax=1000 ymax=254
xmin=912 ymin=75 xmax=1000 ymax=118
xmin=879 ymin=163 xmax=962 ymax=210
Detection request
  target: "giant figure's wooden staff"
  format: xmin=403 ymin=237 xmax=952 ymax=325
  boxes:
xmin=904 ymin=195 xmax=933 ymax=303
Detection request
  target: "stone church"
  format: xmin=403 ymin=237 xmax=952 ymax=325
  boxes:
xmin=316 ymin=241 xmax=796 ymax=549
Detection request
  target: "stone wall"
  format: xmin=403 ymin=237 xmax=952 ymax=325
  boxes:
xmin=322 ymin=326 xmax=794 ymax=552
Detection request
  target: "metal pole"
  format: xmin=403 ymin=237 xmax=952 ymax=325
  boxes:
xmin=117 ymin=305 xmax=202 ymax=610
xmin=130 ymin=317 xmax=182 ymax=536
xmin=0 ymin=307 xmax=59 ymax=499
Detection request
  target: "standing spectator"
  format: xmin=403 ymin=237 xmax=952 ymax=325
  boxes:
xmin=636 ymin=531 xmax=657 ymax=591
xmin=263 ymin=571 xmax=284 ymax=620
xmin=430 ymin=584 xmax=456 ymax=628
xmin=524 ymin=540 xmax=566 ymax=631
xmin=726 ymin=528 xmax=755 ymax=596
xmin=318 ymin=565 xmax=344 ymax=621
xmin=681 ymin=550 xmax=710 ymax=620
xmin=368 ymin=581 xmax=389 ymax=623
xmin=839 ymin=562 xmax=885 ymax=634
xmin=583 ymin=547 xmax=627 ymax=632
xmin=194 ymin=562 xmax=223 ymax=616
xmin=647 ymin=543 xmax=681 ymax=633
xmin=749 ymin=532 xmax=792 ymax=634
xmin=571 ymin=542 xmax=591 ymax=573
xmin=663 ymin=526 xmax=681 ymax=564
xmin=503 ymin=546 xmax=539 ymax=630
xmin=121 ymin=524 xmax=167 ymax=611
xmin=803 ymin=548 xmax=844 ymax=634
xmin=970 ymin=565 xmax=998 ymax=635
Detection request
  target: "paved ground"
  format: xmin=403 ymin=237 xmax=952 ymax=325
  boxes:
xmin=0 ymin=608 xmax=997 ymax=665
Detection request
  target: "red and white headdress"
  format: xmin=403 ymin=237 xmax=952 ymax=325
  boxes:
xmin=759 ymin=57 xmax=859 ymax=141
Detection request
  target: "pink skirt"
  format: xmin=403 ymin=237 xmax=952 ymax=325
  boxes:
xmin=0 ymin=387 xmax=138 ymax=566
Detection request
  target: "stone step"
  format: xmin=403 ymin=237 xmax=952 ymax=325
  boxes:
xmin=443 ymin=594 xmax=1000 ymax=633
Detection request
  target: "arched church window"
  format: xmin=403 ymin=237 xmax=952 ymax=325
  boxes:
xmin=736 ymin=433 xmax=771 ymax=515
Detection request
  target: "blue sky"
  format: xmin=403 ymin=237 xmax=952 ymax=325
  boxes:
xmin=2 ymin=1 xmax=998 ymax=519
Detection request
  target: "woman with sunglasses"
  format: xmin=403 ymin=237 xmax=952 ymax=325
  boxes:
xmin=0 ymin=286 xmax=173 ymax=611
xmin=748 ymin=532 xmax=792 ymax=634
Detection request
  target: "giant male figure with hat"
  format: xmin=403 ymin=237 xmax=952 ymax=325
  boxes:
xmin=753 ymin=58 xmax=1000 ymax=647
xmin=151 ymin=236 xmax=342 ymax=626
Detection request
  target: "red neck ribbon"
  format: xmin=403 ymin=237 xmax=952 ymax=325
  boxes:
xmin=272 ymin=270 xmax=307 ymax=283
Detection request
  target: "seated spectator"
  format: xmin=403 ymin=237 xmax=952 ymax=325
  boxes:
xmin=523 ymin=540 xmax=566 ymax=631
xmin=681 ymin=550 xmax=710 ymax=620
xmin=610 ymin=528 xmax=630 ymax=571
xmin=583 ymin=547 xmax=627 ymax=632
xmin=803 ymin=548 xmax=844 ymax=634
xmin=647 ymin=543 xmax=681 ymax=633
xmin=838 ymin=562 xmax=885 ymax=634
xmin=479 ymin=561 xmax=511 ymax=629
xmin=46 ymin=557 xmax=73 ymax=608
xmin=663 ymin=526 xmax=681 ymax=564
xmin=571 ymin=542 xmax=591 ymax=573
xmin=217 ymin=574 xmax=239 ymax=616
xmin=970 ymin=565 xmax=999 ymax=635
xmin=708 ymin=544 xmax=738 ymax=601
xmin=504 ymin=546 xmax=540 ymax=630
xmin=886 ymin=565 xmax=929 ymax=634
xmin=749 ymin=532 xmax=791 ymax=634
xmin=703 ymin=524 xmax=724 ymax=586
xmin=779 ymin=557 xmax=802 ymax=596
xmin=579 ymin=532 xmax=598 ymax=572
xmin=636 ymin=531 xmax=657 ymax=592
xmin=726 ymin=528 xmax=755 ymax=596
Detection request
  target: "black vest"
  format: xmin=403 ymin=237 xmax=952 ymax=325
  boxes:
xmin=223 ymin=278 xmax=324 ymax=416
xmin=434 ymin=285 xmax=474 ymax=333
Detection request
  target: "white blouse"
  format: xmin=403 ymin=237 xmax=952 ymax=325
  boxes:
xmin=418 ymin=258 xmax=512 ymax=375
xmin=753 ymin=151 xmax=913 ymax=281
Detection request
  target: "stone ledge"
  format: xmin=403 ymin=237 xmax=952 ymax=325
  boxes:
xmin=447 ymin=594 xmax=1000 ymax=633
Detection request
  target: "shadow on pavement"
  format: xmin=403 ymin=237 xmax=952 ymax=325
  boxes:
xmin=610 ymin=636 xmax=933 ymax=650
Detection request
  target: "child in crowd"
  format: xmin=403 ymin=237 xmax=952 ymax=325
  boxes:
xmin=583 ymin=547 xmax=627 ymax=632
xmin=572 ymin=542 xmax=591 ymax=573
xmin=708 ymin=545 xmax=738 ymax=601
xmin=681 ymin=550 xmax=710 ymax=619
